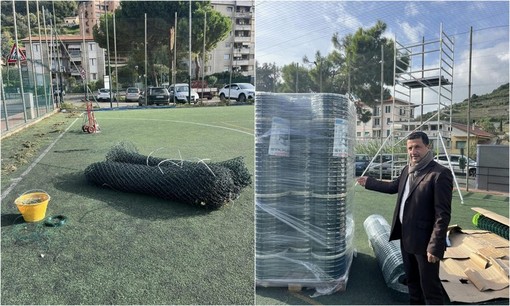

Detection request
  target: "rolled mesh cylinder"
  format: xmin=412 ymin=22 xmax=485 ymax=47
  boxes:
xmin=105 ymin=142 xmax=252 ymax=191
xmin=85 ymin=142 xmax=251 ymax=209
xmin=473 ymin=213 xmax=509 ymax=240
xmin=363 ymin=214 xmax=408 ymax=293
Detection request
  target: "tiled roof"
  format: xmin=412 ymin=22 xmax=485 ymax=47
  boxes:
xmin=451 ymin=122 xmax=495 ymax=138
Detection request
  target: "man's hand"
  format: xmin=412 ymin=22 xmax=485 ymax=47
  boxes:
xmin=357 ymin=176 xmax=368 ymax=187
xmin=427 ymin=252 xmax=439 ymax=263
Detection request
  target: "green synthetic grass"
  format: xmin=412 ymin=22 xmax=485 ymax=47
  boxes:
xmin=1 ymin=106 xmax=255 ymax=305
xmin=2 ymin=106 xmax=508 ymax=305
xmin=255 ymin=186 xmax=509 ymax=305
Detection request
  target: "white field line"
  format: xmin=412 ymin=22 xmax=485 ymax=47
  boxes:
xmin=1 ymin=117 xmax=81 ymax=201
xmin=101 ymin=117 xmax=254 ymax=136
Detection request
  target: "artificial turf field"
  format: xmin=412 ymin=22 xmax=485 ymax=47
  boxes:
xmin=1 ymin=105 xmax=255 ymax=305
xmin=1 ymin=104 xmax=508 ymax=305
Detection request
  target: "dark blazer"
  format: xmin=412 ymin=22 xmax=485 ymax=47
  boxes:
xmin=365 ymin=160 xmax=453 ymax=258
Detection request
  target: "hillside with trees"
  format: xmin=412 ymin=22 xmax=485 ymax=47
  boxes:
xmin=420 ymin=83 xmax=509 ymax=132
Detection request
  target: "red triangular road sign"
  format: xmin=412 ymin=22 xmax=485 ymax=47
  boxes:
xmin=7 ymin=44 xmax=26 ymax=63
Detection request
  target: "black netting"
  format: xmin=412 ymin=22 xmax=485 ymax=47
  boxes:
xmin=85 ymin=142 xmax=251 ymax=209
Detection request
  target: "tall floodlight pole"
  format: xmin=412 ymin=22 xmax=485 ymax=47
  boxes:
xmin=228 ymin=3 xmax=236 ymax=100
xmin=12 ymin=0 xmax=28 ymax=121
xmin=466 ymin=26 xmax=473 ymax=191
xmin=201 ymin=11 xmax=206 ymax=103
xmin=144 ymin=13 xmax=148 ymax=105
xmin=113 ymin=11 xmax=119 ymax=107
xmin=105 ymin=2 xmax=113 ymax=107
xmin=172 ymin=12 xmax=177 ymax=102
xmin=81 ymin=11 xmax=87 ymax=101
xmin=379 ymin=44 xmax=384 ymax=180
xmin=188 ymin=0 xmax=192 ymax=104
xmin=36 ymin=0 xmax=49 ymax=111
xmin=42 ymin=6 xmax=53 ymax=110
xmin=52 ymin=1 xmax=63 ymax=107
xmin=27 ymin=0 xmax=40 ymax=117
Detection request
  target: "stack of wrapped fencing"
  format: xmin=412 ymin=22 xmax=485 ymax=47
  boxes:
xmin=255 ymin=93 xmax=356 ymax=295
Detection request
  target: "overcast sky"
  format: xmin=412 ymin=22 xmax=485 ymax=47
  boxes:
xmin=255 ymin=0 xmax=509 ymax=109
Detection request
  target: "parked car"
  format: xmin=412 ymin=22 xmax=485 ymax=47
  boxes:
xmin=435 ymin=154 xmax=477 ymax=176
xmin=367 ymin=160 xmax=408 ymax=179
xmin=218 ymin=83 xmax=255 ymax=102
xmin=139 ymin=87 xmax=171 ymax=106
xmin=168 ymin=83 xmax=199 ymax=103
xmin=96 ymin=88 xmax=116 ymax=102
xmin=125 ymin=87 xmax=142 ymax=102
xmin=355 ymin=154 xmax=371 ymax=176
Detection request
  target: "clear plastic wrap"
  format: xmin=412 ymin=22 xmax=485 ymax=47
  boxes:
xmin=255 ymin=93 xmax=356 ymax=295
xmin=363 ymin=214 xmax=408 ymax=293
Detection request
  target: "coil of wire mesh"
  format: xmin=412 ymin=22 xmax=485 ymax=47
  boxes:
xmin=472 ymin=213 xmax=509 ymax=240
xmin=363 ymin=214 xmax=408 ymax=293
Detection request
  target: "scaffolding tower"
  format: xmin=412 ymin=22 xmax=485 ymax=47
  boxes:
xmin=392 ymin=23 xmax=454 ymax=149
xmin=389 ymin=24 xmax=464 ymax=202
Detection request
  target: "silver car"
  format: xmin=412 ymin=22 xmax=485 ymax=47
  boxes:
xmin=125 ymin=87 xmax=142 ymax=102
xmin=435 ymin=154 xmax=476 ymax=176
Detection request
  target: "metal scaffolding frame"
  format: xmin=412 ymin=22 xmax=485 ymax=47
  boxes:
xmin=388 ymin=24 xmax=464 ymax=203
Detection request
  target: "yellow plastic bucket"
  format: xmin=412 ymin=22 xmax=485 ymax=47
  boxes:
xmin=14 ymin=191 xmax=50 ymax=222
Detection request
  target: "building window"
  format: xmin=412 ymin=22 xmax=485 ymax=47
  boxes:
xmin=91 ymin=73 xmax=97 ymax=80
xmin=356 ymin=121 xmax=361 ymax=126
xmin=90 ymin=58 xmax=96 ymax=66
xmin=385 ymin=105 xmax=391 ymax=113
xmin=456 ymin=141 xmax=466 ymax=149
xmin=364 ymin=131 xmax=370 ymax=136
xmin=386 ymin=129 xmax=390 ymax=137
xmin=386 ymin=118 xmax=391 ymax=124
xmin=357 ymin=132 xmax=361 ymax=137
xmin=89 ymin=43 xmax=95 ymax=51
xmin=224 ymin=54 xmax=230 ymax=60
xmin=34 ymin=44 xmax=39 ymax=52
xmin=374 ymin=118 xmax=380 ymax=126
xmin=374 ymin=107 xmax=380 ymax=116
xmin=226 ymin=6 xmax=233 ymax=12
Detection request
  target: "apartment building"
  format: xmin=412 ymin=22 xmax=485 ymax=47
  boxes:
xmin=356 ymin=97 xmax=417 ymax=141
xmin=209 ymin=0 xmax=255 ymax=82
xmin=22 ymin=35 xmax=106 ymax=89
xmin=78 ymin=0 xmax=120 ymax=36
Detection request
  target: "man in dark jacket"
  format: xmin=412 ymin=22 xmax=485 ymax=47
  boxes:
xmin=357 ymin=131 xmax=453 ymax=304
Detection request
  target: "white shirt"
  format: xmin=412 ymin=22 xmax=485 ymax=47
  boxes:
xmin=399 ymin=175 xmax=411 ymax=223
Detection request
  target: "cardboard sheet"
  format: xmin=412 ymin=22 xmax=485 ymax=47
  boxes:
xmin=440 ymin=225 xmax=510 ymax=303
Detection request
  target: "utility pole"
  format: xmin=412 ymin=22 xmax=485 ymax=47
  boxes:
xmin=113 ymin=11 xmax=119 ymax=107
xmin=27 ymin=0 xmax=40 ymax=117
xmin=188 ymin=0 xmax=192 ymax=104
xmin=12 ymin=0 xmax=28 ymax=120
xmin=201 ymin=11 xmax=207 ymax=103
xmin=81 ymin=11 xmax=87 ymax=101
xmin=36 ymin=0 xmax=49 ymax=111
xmin=105 ymin=2 xmax=113 ymax=107
xmin=144 ymin=13 xmax=148 ymax=105
xmin=52 ymin=1 xmax=63 ymax=107
xmin=379 ymin=44 xmax=384 ymax=180
xmin=466 ymin=26 xmax=473 ymax=191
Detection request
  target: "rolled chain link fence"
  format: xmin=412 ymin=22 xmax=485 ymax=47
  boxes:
xmin=85 ymin=142 xmax=251 ymax=209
